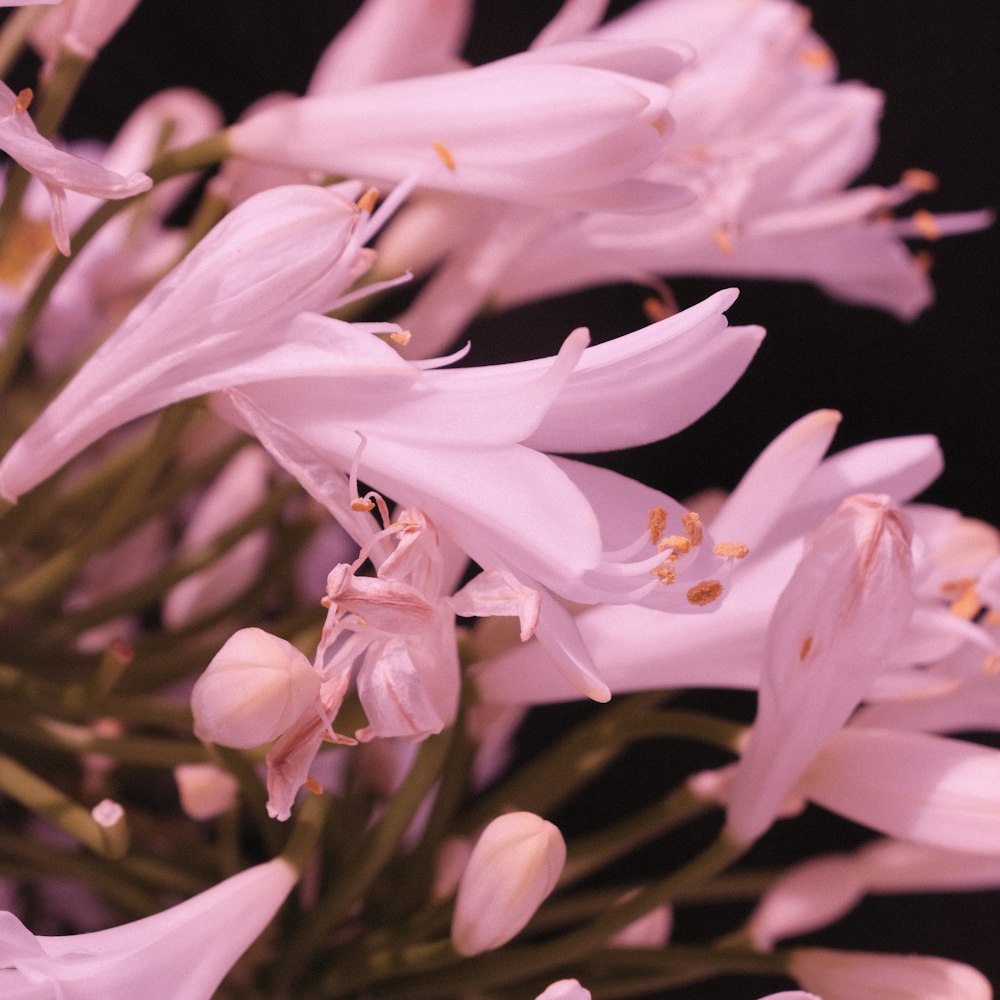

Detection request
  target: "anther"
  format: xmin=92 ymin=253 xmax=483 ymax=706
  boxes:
xmin=686 ymin=579 xmax=723 ymax=606
xmin=648 ymin=507 xmax=667 ymax=545
xmin=682 ymin=512 xmax=704 ymax=547
xmin=654 ymin=565 xmax=677 ymax=585
xmin=901 ymin=168 xmax=939 ymax=193
xmin=390 ymin=329 xmax=412 ymax=345
xmin=432 ymin=139 xmax=456 ymax=171
xmin=356 ymin=188 xmax=379 ymax=214
xmin=799 ymin=635 xmax=814 ymax=661
xmin=304 ymin=777 xmax=324 ymax=795
xmin=912 ymin=208 xmax=941 ymax=241
xmin=659 ymin=534 xmax=692 ymax=554
xmin=713 ymin=541 xmax=750 ymax=559
xmin=798 ymin=46 xmax=833 ymax=69
xmin=351 ymin=497 xmax=376 ymax=512
xmin=12 ymin=88 xmax=32 ymax=114
xmin=713 ymin=228 xmax=734 ymax=256
xmin=984 ymin=653 xmax=1000 ymax=676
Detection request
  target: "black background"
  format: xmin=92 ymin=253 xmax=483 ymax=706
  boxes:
xmin=4 ymin=1 xmax=999 ymax=996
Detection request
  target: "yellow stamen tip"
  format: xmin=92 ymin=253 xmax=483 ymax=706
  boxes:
xmin=390 ymin=329 xmax=412 ymax=345
xmin=648 ymin=506 xmax=668 ymax=545
xmin=13 ymin=88 xmax=33 ymax=114
xmin=713 ymin=541 xmax=750 ymax=559
xmin=357 ymin=188 xmax=380 ymax=214
xmin=902 ymin=168 xmax=939 ymax=193
xmin=713 ymin=228 xmax=734 ymax=257
xmin=351 ymin=498 xmax=376 ymax=512
xmin=682 ymin=512 xmax=704 ymax=547
xmin=686 ymin=580 xmax=723 ymax=606
xmin=912 ymin=208 xmax=941 ymax=241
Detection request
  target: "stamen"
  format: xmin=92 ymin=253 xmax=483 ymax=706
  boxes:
xmin=648 ymin=506 xmax=667 ymax=545
xmin=799 ymin=635 xmax=814 ymax=661
xmin=713 ymin=540 xmax=750 ymax=559
xmin=356 ymin=188 xmax=379 ymax=214
xmin=901 ymin=168 xmax=939 ymax=193
xmin=653 ymin=565 xmax=677 ymax=585
xmin=912 ymin=208 xmax=941 ymax=240
xmin=984 ymin=653 xmax=1000 ymax=676
xmin=682 ymin=512 xmax=704 ymax=547
xmin=686 ymin=579 xmax=723 ymax=606
xmin=432 ymin=139 xmax=456 ymax=171
xmin=390 ymin=329 xmax=412 ymax=345
xmin=304 ymin=777 xmax=324 ymax=795
xmin=12 ymin=88 xmax=32 ymax=114
xmin=946 ymin=579 xmax=981 ymax=620
xmin=643 ymin=296 xmax=670 ymax=323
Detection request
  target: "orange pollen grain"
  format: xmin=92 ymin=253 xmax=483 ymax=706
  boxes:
xmin=304 ymin=777 xmax=324 ymax=795
xmin=390 ymin=329 xmax=412 ymax=345
xmin=713 ymin=540 xmax=750 ymax=559
xmin=799 ymin=635 xmax=814 ymax=661
xmin=682 ymin=512 xmax=704 ymax=546
xmin=356 ymin=188 xmax=379 ymax=213
xmin=432 ymin=139 xmax=456 ymax=170
xmin=648 ymin=506 xmax=668 ymax=545
xmin=713 ymin=228 xmax=734 ymax=256
xmin=913 ymin=208 xmax=941 ymax=241
xmin=902 ymin=168 xmax=939 ymax=193
xmin=13 ymin=88 xmax=32 ymax=114
xmin=654 ymin=565 xmax=677 ymax=585
xmin=687 ymin=579 xmax=723 ymax=606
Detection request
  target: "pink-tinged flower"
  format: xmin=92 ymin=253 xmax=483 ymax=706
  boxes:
xmin=750 ymin=837 xmax=1000 ymax=950
xmin=800 ymin=727 xmax=1000 ymax=856
xmin=451 ymin=812 xmax=566 ymax=956
xmin=227 ymin=52 xmax=679 ymax=214
xmin=173 ymin=764 xmax=240 ymax=821
xmin=477 ymin=0 xmax=991 ymax=321
xmin=789 ymin=947 xmax=992 ymax=1000
xmin=0 ymin=183 xmax=399 ymax=502
xmin=0 ymin=858 xmax=297 ymax=999
xmin=30 ymin=0 xmax=142 ymax=68
xmin=725 ymin=493 xmax=915 ymax=844
xmin=162 ymin=446 xmax=273 ymax=629
xmin=472 ymin=412 xmax=956 ymax=705
xmin=0 ymin=81 xmax=151 ymax=256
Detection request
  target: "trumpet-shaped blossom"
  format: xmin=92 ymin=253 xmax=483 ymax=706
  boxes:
xmin=725 ymin=493 xmax=916 ymax=844
xmin=451 ymin=812 xmax=566 ymax=956
xmin=0 ymin=858 xmax=297 ymax=999
xmin=0 ymin=82 xmax=151 ymax=256
xmin=472 ymin=410 xmax=982 ymax=705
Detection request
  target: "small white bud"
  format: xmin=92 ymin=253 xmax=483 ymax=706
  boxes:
xmin=451 ymin=811 xmax=565 ymax=956
xmin=191 ymin=628 xmax=320 ymax=749
xmin=174 ymin=764 xmax=240 ymax=821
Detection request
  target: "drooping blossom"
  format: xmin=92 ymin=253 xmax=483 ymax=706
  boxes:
xmin=451 ymin=812 xmax=566 ymax=956
xmin=0 ymin=81 xmax=151 ymax=255
xmin=0 ymin=858 xmax=297 ymax=999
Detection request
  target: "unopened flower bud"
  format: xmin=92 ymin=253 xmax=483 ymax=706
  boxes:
xmin=451 ymin=811 xmax=565 ymax=956
xmin=174 ymin=764 xmax=240 ymax=820
xmin=191 ymin=628 xmax=320 ymax=749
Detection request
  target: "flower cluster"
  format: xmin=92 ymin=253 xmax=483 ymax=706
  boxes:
xmin=0 ymin=1 xmax=995 ymax=999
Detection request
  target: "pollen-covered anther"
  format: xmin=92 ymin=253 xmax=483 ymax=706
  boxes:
xmin=304 ymin=777 xmax=324 ymax=795
xmin=351 ymin=497 xmax=375 ymax=512
xmin=713 ymin=228 xmax=734 ymax=256
xmin=653 ymin=564 xmax=677 ymax=585
xmin=432 ymin=139 xmax=456 ymax=171
xmin=659 ymin=534 xmax=692 ymax=554
xmin=686 ymin=579 xmax=723 ymax=606
xmin=798 ymin=45 xmax=833 ymax=69
xmin=799 ymin=635 xmax=814 ymax=661
xmin=713 ymin=540 xmax=750 ymax=559
xmin=648 ymin=506 xmax=667 ymax=545
xmin=912 ymin=208 xmax=942 ymax=241
xmin=390 ymin=329 xmax=412 ymax=345
xmin=901 ymin=168 xmax=939 ymax=193
xmin=12 ymin=88 xmax=32 ymax=114
xmin=942 ymin=578 xmax=982 ymax=620
xmin=682 ymin=512 xmax=704 ymax=547
xmin=356 ymin=188 xmax=379 ymax=214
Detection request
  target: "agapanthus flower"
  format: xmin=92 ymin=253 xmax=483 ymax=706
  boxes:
xmin=0 ymin=81 xmax=151 ymax=256
xmin=0 ymin=858 xmax=297 ymax=999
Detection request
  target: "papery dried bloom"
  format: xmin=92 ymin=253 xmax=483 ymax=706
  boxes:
xmin=451 ymin=812 xmax=566 ymax=956
xmin=191 ymin=628 xmax=321 ymax=749
xmin=0 ymin=858 xmax=297 ymax=999
xmin=789 ymin=947 xmax=992 ymax=1000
